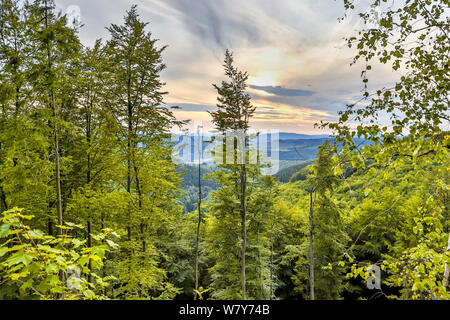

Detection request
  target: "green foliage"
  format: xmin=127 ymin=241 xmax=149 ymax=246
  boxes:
xmin=275 ymin=161 xmax=313 ymax=183
xmin=205 ymin=170 xmax=280 ymax=299
xmin=316 ymin=0 xmax=450 ymax=300
xmin=0 ymin=2 xmax=186 ymax=300
xmin=0 ymin=0 xmax=448 ymax=301
xmin=209 ymin=50 xmax=255 ymax=133
xmin=0 ymin=208 xmax=117 ymax=300
xmin=324 ymin=0 xmax=449 ymax=168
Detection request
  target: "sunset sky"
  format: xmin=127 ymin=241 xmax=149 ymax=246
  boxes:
xmin=55 ymin=0 xmax=399 ymax=134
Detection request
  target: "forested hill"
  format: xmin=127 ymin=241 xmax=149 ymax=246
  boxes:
xmin=274 ymin=161 xmax=314 ymax=183
xmin=273 ymin=157 xmax=447 ymax=300
xmin=176 ymin=133 xmax=366 ymax=212
xmin=176 ymin=133 xmax=329 ymax=212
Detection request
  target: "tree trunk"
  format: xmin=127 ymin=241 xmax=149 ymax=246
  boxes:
xmin=127 ymin=100 xmax=133 ymax=248
xmin=86 ymin=107 xmax=93 ymax=283
xmin=44 ymin=1 xmax=64 ymax=296
xmin=194 ymin=156 xmax=202 ymax=300
xmin=257 ymin=218 xmax=262 ymax=299
xmin=52 ymin=95 xmax=63 ymax=233
xmin=0 ymin=142 xmax=6 ymax=212
xmin=241 ymin=163 xmax=247 ymax=300
xmin=134 ymin=166 xmax=145 ymax=252
xmin=269 ymin=243 xmax=274 ymax=300
xmin=87 ymin=220 xmax=92 ymax=283
xmin=309 ymin=191 xmax=315 ymax=300
xmin=0 ymin=183 xmax=7 ymax=212
xmin=443 ymin=182 xmax=449 ymax=290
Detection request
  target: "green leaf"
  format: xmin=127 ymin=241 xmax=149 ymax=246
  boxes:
xmin=45 ymin=263 xmax=59 ymax=273
xmin=65 ymin=222 xmax=83 ymax=229
xmin=83 ymin=289 xmax=96 ymax=299
xmin=0 ymin=224 xmax=11 ymax=238
xmin=27 ymin=229 xmax=45 ymax=239
xmin=72 ymin=238 xmax=85 ymax=249
xmin=10 ymin=270 xmax=30 ymax=280
xmin=19 ymin=278 xmax=33 ymax=293
xmin=5 ymin=251 xmax=35 ymax=267
xmin=0 ymin=247 xmax=8 ymax=258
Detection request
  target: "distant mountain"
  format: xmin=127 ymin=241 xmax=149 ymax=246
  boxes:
xmin=278 ymin=132 xmax=332 ymax=140
xmin=171 ymin=132 xmax=335 ymax=164
xmin=279 ymin=138 xmax=332 ymax=161
xmin=175 ymin=133 xmax=370 ymax=212
xmin=173 ymin=132 xmax=332 ymax=140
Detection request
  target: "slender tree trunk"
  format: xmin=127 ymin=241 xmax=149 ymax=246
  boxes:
xmin=44 ymin=0 xmax=63 ymax=236
xmin=194 ymin=135 xmax=202 ymax=300
xmin=309 ymin=191 xmax=315 ymax=300
xmin=127 ymin=154 xmax=132 ymax=242
xmin=48 ymin=218 xmax=53 ymax=236
xmin=270 ymin=243 xmax=274 ymax=300
xmin=86 ymin=109 xmax=93 ymax=283
xmin=87 ymin=220 xmax=92 ymax=283
xmin=0 ymin=184 xmax=7 ymax=212
xmin=0 ymin=141 xmax=6 ymax=212
xmin=134 ymin=166 xmax=145 ymax=252
xmin=444 ymin=187 xmax=449 ymax=290
xmin=52 ymin=90 xmax=63 ymax=232
xmin=257 ymin=218 xmax=262 ymax=299
xmin=44 ymin=1 xmax=64 ymax=296
xmin=241 ymin=163 xmax=247 ymax=300
xmin=101 ymin=211 xmax=107 ymax=295
xmin=127 ymin=101 xmax=133 ymax=246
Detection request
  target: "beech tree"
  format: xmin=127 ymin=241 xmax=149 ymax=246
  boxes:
xmin=101 ymin=5 xmax=184 ymax=299
xmin=209 ymin=50 xmax=256 ymax=299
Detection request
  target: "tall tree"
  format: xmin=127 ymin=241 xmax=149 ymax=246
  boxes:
xmin=0 ymin=0 xmax=29 ymax=213
xmin=102 ymin=5 xmax=184 ymax=299
xmin=194 ymin=125 xmax=203 ymax=300
xmin=104 ymin=4 xmax=181 ymax=245
xmin=306 ymin=141 xmax=346 ymax=300
xmin=209 ymin=50 xmax=256 ymax=299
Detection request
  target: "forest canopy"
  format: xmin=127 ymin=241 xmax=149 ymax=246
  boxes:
xmin=0 ymin=0 xmax=448 ymax=301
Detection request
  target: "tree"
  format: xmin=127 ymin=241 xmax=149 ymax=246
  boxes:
xmin=33 ymin=0 xmax=80 ymax=234
xmin=305 ymin=142 xmax=348 ymax=300
xmin=325 ymin=0 xmax=449 ymax=160
xmin=194 ymin=126 xmax=203 ymax=300
xmin=102 ymin=5 xmax=184 ymax=299
xmin=322 ymin=0 xmax=449 ymax=299
xmin=64 ymin=40 xmax=121 ymax=282
xmin=209 ymin=50 xmax=256 ymax=299
xmin=0 ymin=0 xmax=55 ymax=227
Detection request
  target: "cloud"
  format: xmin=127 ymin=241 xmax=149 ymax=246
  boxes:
xmin=250 ymin=85 xmax=315 ymax=97
xmin=52 ymin=0 xmax=399 ymax=134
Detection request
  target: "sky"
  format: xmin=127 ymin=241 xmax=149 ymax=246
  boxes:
xmin=54 ymin=0 xmax=399 ymax=134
